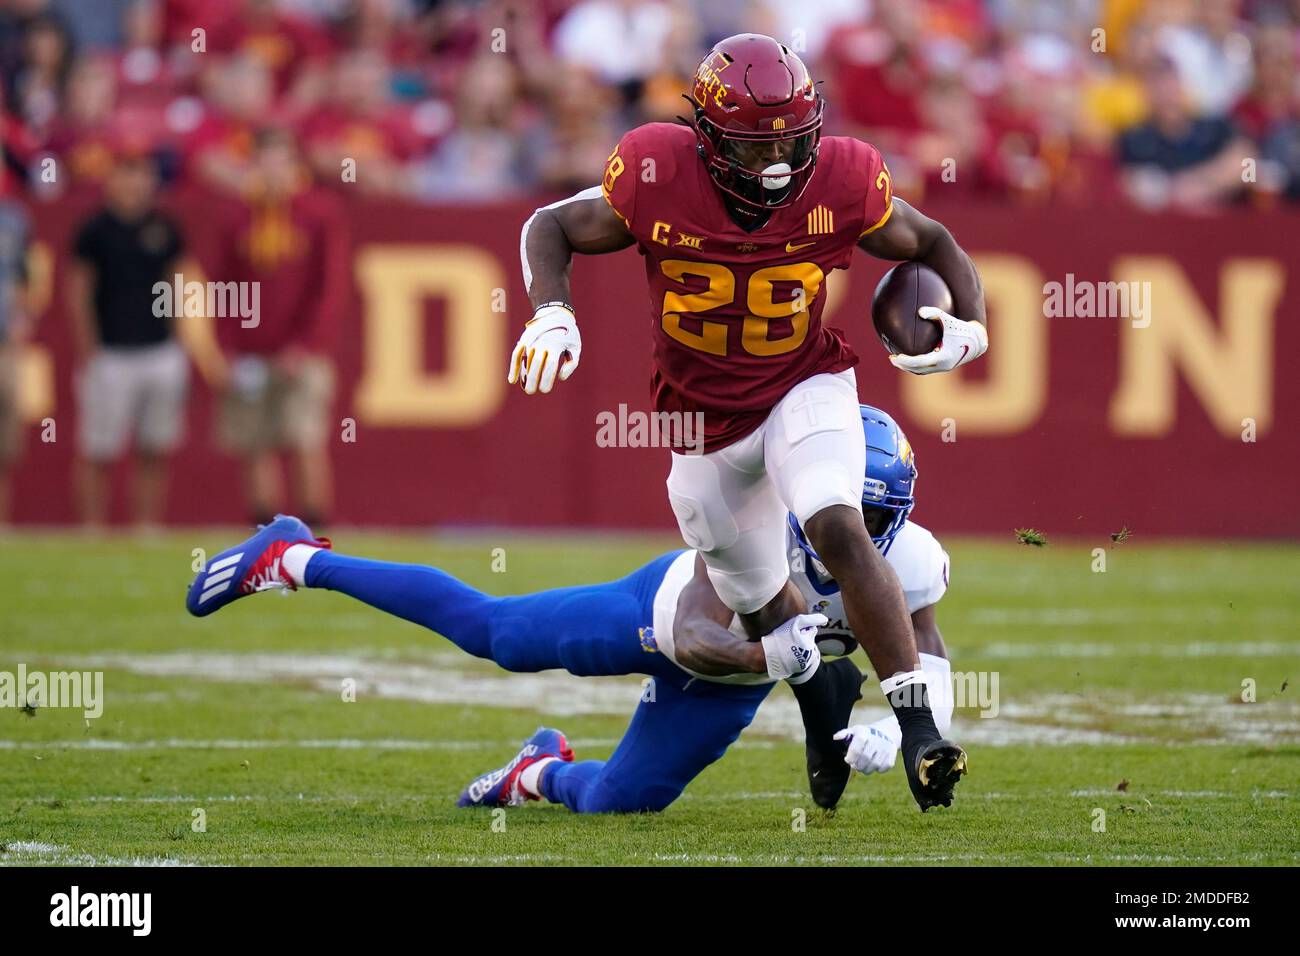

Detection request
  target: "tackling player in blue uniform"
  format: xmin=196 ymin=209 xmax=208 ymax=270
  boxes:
xmin=186 ymin=405 xmax=962 ymax=813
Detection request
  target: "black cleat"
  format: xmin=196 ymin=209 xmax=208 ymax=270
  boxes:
xmin=804 ymin=657 xmax=866 ymax=809
xmin=904 ymin=739 xmax=967 ymax=812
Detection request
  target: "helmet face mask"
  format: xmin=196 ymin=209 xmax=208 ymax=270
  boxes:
xmin=707 ymin=118 xmax=821 ymax=208
xmin=686 ymin=34 xmax=824 ymax=212
xmin=861 ymin=484 xmax=915 ymax=553
xmin=862 ymin=506 xmax=893 ymax=540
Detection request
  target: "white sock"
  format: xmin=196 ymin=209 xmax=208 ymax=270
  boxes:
xmin=919 ymin=652 xmax=954 ymax=735
xmin=879 ymin=668 xmax=924 ymax=698
xmin=870 ymin=655 xmax=954 ymax=743
xmin=282 ymin=543 xmax=324 ymax=588
xmin=517 ymin=757 xmax=558 ymax=798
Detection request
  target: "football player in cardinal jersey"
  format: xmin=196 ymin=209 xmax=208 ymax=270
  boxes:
xmin=185 ymin=406 xmax=955 ymax=812
xmin=511 ymin=34 xmax=982 ymax=810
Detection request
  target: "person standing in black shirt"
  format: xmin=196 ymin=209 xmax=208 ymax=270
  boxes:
xmin=69 ymin=150 xmax=188 ymax=529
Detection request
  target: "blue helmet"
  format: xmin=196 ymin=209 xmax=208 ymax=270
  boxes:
xmin=789 ymin=404 xmax=918 ymax=565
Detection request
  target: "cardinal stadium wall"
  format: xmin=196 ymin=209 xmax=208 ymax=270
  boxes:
xmin=9 ymin=191 xmax=1297 ymax=537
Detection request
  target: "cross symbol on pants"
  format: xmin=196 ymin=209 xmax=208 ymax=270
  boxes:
xmin=789 ymin=389 xmax=831 ymax=428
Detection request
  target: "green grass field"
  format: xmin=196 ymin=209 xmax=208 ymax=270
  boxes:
xmin=1 ymin=530 xmax=1297 ymax=866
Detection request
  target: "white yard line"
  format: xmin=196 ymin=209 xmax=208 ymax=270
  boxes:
xmin=1068 ymin=788 xmax=1290 ymax=799
xmin=0 ymin=842 xmax=190 ymax=867
xmin=8 ymin=650 xmax=1296 ymax=749
xmin=0 ymin=738 xmax=497 ymax=751
xmin=38 ymin=787 xmax=1285 ymax=805
xmin=0 ymin=737 xmax=622 ymax=752
xmin=967 ymin=608 xmax=1295 ymax=628
xmin=0 ymin=840 xmax=1277 ymax=867
xmin=973 ymin=640 xmax=1300 ymax=658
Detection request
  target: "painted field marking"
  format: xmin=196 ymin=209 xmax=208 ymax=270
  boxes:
xmin=6 ymin=651 xmax=1296 ymax=748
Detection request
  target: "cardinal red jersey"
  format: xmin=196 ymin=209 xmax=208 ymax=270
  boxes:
xmin=602 ymin=122 xmax=894 ymax=452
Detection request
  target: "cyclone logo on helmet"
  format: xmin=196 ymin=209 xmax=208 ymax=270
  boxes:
xmin=683 ymin=33 xmax=825 ymax=212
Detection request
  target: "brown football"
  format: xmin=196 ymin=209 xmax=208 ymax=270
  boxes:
xmin=871 ymin=262 xmax=951 ymax=356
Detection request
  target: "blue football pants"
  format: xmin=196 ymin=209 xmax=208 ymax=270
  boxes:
xmin=305 ymin=549 xmax=774 ymax=812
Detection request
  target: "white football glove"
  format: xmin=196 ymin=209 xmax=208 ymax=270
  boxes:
xmin=760 ymin=612 xmax=827 ymax=683
xmin=889 ymin=307 xmax=988 ymax=375
xmin=507 ymin=304 xmax=581 ymax=395
xmin=834 ymin=723 xmax=898 ymax=775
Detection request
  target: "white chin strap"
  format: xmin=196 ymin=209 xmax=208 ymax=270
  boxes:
xmin=760 ymin=162 xmax=791 ymax=190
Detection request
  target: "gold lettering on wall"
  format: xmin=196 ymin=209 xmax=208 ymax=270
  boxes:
xmin=355 ymin=245 xmax=507 ymax=427
xmin=1109 ymin=257 xmax=1281 ymax=437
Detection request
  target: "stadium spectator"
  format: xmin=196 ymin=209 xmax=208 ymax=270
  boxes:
xmin=1233 ymin=22 xmax=1297 ymax=143
xmin=44 ymin=55 xmax=120 ymax=189
xmin=909 ymin=71 xmax=1003 ymax=201
xmin=203 ymin=127 xmax=347 ymax=527
xmin=7 ymin=9 xmax=74 ymax=139
xmin=186 ymin=52 xmax=275 ymax=195
xmin=0 ymin=0 xmax=1289 ymax=211
xmin=1234 ymin=21 xmax=1300 ymax=200
xmin=335 ymin=0 xmax=431 ymax=89
xmin=115 ymin=0 xmax=187 ymax=112
xmin=753 ymin=0 xmax=870 ymax=64
xmin=530 ymin=63 xmax=620 ymax=193
xmin=1157 ymin=0 xmax=1253 ymax=118
xmin=412 ymin=53 xmax=533 ymax=201
xmin=1117 ymin=53 xmax=1251 ymax=210
xmin=0 ymin=75 xmax=41 ymax=196
xmin=50 ymin=0 xmax=133 ymax=53
xmin=1079 ymin=16 xmax=1158 ymax=146
xmin=823 ymin=0 xmax=928 ymax=156
xmin=299 ymin=48 xmax=435 ymax=196
xmin=635 ymin=0 xmax=707 ymax=122
xmin=552 ymin=0 xmax=676 ymax=102
xmin=983 ymin=38 xmax=1114 ymax=205
xmin=0 ymin=195 xmax=29 ymax=526
xmin=68 ymin=149 xmax=189 ymax=529
xmin=4 ymin=0 xmax=1292 ymax=210
xmin=207 ymin=0 xmax=334 ymax=102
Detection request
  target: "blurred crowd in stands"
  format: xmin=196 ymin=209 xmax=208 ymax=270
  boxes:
xmin=0 ymin=0 xmax=1297 ymax=210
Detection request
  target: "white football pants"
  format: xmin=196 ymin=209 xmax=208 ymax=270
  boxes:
xmin=665 ymin=369 xmax=866 ymax=614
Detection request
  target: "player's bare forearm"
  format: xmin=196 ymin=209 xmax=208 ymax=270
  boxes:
xmin=675 ymin=616 xmax=767 ymax=676
xmin=911 ymin=604 xmax=948 ymax=660
xmin=672 ymin=555 xmax=767 ymax=676
xmin=522 ymin=189 xmax=635 ymax=310
xmin=521 ymin=211 xmax=578 ymax=309
xmin=858 ymin=198 xmax=985 ymax=327
xmin=511 ymin=190 xmax=632 ymax=393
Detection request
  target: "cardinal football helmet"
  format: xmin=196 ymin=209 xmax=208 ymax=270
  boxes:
xmin=685 ymin=33 xmax=825 ymax=211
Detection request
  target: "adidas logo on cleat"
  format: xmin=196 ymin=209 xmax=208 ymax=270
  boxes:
xmin=196 ymin=552 xmax=245 ymax=605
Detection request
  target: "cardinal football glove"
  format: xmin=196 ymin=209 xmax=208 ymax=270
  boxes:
xmin=889 ymin=307 xmax=988 ymax=375
xmin=508 ymin=304 xmax=581 ymax=395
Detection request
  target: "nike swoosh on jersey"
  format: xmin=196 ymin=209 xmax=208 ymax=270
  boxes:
xmin=785 ymin=240 xmax=817 ymax=252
